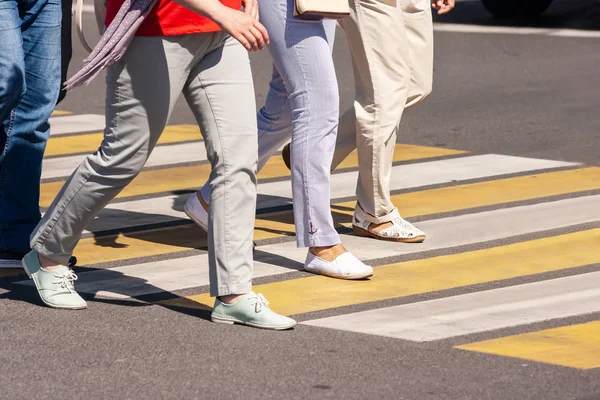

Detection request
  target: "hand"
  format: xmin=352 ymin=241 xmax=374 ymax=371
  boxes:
xmin=213 ymin=7 xmax=269 ymax=51
xmin=242 ymin=0 xmax=259 ymax=21
xmin=432 ymin=0 xmax=454 ymax=14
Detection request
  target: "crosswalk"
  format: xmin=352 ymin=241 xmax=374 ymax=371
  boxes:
xmin=9 ymin=112 xmax=600 ymax=371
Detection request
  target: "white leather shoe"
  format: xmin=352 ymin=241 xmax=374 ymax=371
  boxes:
xmin=184 ymin=192 xmax=208 ymax=231
xmin=304 ymin=251 xmax=373 ymax=280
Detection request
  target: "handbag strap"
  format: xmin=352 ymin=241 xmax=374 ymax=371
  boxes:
xmin=75 ymin=0 xmax=94 ymax=53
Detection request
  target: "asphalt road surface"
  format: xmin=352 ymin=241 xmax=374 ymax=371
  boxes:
xmin=1 ymin=1 xmax=599 ymax=399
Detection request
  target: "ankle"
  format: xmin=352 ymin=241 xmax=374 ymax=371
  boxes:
xmin=219 ymin=293 xmax=246 ymax=304
xmin=309 ymin=244 xmax=347 ymax=262
xmin=38 ymin=254 xmax=67 ymax=271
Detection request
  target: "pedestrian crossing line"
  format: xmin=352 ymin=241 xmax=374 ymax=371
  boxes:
xmin=257 ymin=166 xmax=600 ymax=237
xmin=330 ymin=166 xmax=600 ymax=221
xmin=42 ymin=142 xmax=459 ymax=182
xmin=39 ymin=144 xmax=470 ymax=207
xmin=42 ymin=142 xmax=209 ymax=181
xmin=17 ymin=194 xmax=597 ymax=298
xmin=87 ymin=164 xmax=596 ymax=235
xmin=302 ymin=272 xmax=600 ymax=341
xmin=45 ymin=125 xmax=202 ymax=157
xmin=160 ymin=229 xmax=600 ymax=316
xmin=455 ymin=321 xmax=600 ymax=370
xmin=49 ymin=114 xmax=104 ymax=135
xmin=38 ymin=164 xmax=600 ymax=265
xmin=50 ymin=110 xmax=72 ymax=116
xmin=258 ymin=144 xmax=465 ymax=180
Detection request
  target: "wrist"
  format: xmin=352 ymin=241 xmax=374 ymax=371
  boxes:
xmin=204 ymin=1 xmax=229 ymax=23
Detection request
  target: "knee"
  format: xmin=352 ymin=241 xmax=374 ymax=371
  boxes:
xmin=91 ymin=144 xmax=149 ymax=183
xmin=0 ymin=62 xmax=26 ymax=110
xmin=407 ymin=78 xmax=433 ymax=109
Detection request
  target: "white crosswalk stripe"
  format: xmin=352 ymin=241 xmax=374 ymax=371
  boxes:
xmin=302 ymin=272 xmax=600 ymax=341
xmin=42 ymin=142 xmax=208 ymax=180
xmin=49 ymin=114 xmax=106 ymax=135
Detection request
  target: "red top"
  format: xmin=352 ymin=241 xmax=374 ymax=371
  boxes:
xmin=105 ymin=0 xmax=241 ymax=37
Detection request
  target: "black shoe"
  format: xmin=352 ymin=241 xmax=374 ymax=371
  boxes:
xmin=282 ymin=143 xmax=291 ymax=171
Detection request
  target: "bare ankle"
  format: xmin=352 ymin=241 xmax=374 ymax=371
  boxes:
xmin=38 ymin=254 xmax=67 ymax=271
xmin=309 ymin=244 xmax=347 ymax=262
xmin=219 ymin=293 xmax=245 ymax=304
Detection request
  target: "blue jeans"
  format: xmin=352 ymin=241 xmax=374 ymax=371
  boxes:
xmin=0 ymin=0 xmax=61 ymax=254
xmin=201 ymin=0 xmax=340 ymax=248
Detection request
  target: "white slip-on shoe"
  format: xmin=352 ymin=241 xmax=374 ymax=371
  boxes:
xmin=352 ymin=207 xmax=425 ymax=243
xmin=304 ymin=251 xmax=373 ymax=280
xmin=184 ymin=191 xmax=208 ymax=232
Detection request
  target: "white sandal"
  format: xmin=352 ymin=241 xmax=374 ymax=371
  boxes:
xmin=352 ymin=208 xmax=426 ymax=243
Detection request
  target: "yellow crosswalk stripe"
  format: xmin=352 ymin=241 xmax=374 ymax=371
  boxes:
xmin=40 ymin=144 xmax=461 ymax=207
xmin=45 ymin=125 xmax=202 ymax=157
xmin=37 ymin=166 xmax=600 ymax=266
xmin=258 ymin=167 xmax=600 ymax=236
xmin=455 ymin=321 xmax=600 ymax=370
xmin=162 ymin=229 xmax=600 ymax=314
xmin=330 ymin=166 xmax=600 ymax=221
xmin=51 ymin=110 xmax=72 ymax=116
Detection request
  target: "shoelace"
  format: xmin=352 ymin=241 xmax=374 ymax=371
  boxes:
xmin=250 ymin=293 xmax=269 ymax=313
xmin=52 ymin=270 xmax=78 ymax=293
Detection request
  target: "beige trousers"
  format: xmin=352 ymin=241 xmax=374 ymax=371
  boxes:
xmin=333 ymin=0 xmax=434 ymax=224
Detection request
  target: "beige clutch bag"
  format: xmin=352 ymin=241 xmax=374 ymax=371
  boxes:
xmin=294 ymin=0 xmax=350 ymax=20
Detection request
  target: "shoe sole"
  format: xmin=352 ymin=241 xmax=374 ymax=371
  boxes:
xmin=22 ymin=259 xmax=87 ymax=310
xmin=352 ymin=225 xmax=426 ymax=243
xmin=304 ymin=268 xmax=373 ymax=280
xmin=184 ymin=204 xmax=208 ymax=232
xmin=211 ymin=314 xmax=297 ymax=330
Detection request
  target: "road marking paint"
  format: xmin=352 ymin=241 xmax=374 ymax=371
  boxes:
xmin=433 ymin=23 xmax=600 ymax=39
xmin=254 ymin=154 xmax=577 ymax=210
xmin=37 ymin=165 xmax=598 ymax=270
xmin=50 ymin=110 xmax=72 ymax=116
xmin=17 ymin=194 xmax=598 ymax=297
xmin=332 ymin=166 xmax=600 ymax=220
xmin=49 ymin=114 xmax=106 ymax=135
xmin=42 ymin=142 xmax=209 ymax=180
xmin=302 ymin=272 xmax=600 ymax=341
xmin=456 ymin=321 xmax=600 ymax=370
xmin=17 ymin=254 xmax=297 ymax=299
xmin=42 ymin=143 xmax=460 ymax=181
xmin=40 ymin=148 xmax=482 ymax=208
xmin=72 ymin=156 xmax=586 ymax=236
xmin=162 ymin=229 xmax=600 ymax=316
xmin=45 ymin=124 xmax=202 ymax=157
xmin=257 ymin=192 xmax=600 ymax=268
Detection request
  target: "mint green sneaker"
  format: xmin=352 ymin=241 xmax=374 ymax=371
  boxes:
xmin=211 ymin=292 xmax=296 ymax=330
xmin=22 ymin=251 xmax=87 ymax=310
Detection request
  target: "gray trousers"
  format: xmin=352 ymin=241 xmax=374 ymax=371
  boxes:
xmin=31 ymin=32 xmax=258 ymax=297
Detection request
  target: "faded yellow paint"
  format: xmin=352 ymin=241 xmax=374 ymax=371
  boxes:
xmin=456 ymin=321 xmax=600 ymax=370
xmin=161 ymin=229 xmax=600 ymax=316
xmin=45 ymin=125 xmax=202 ymax=157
